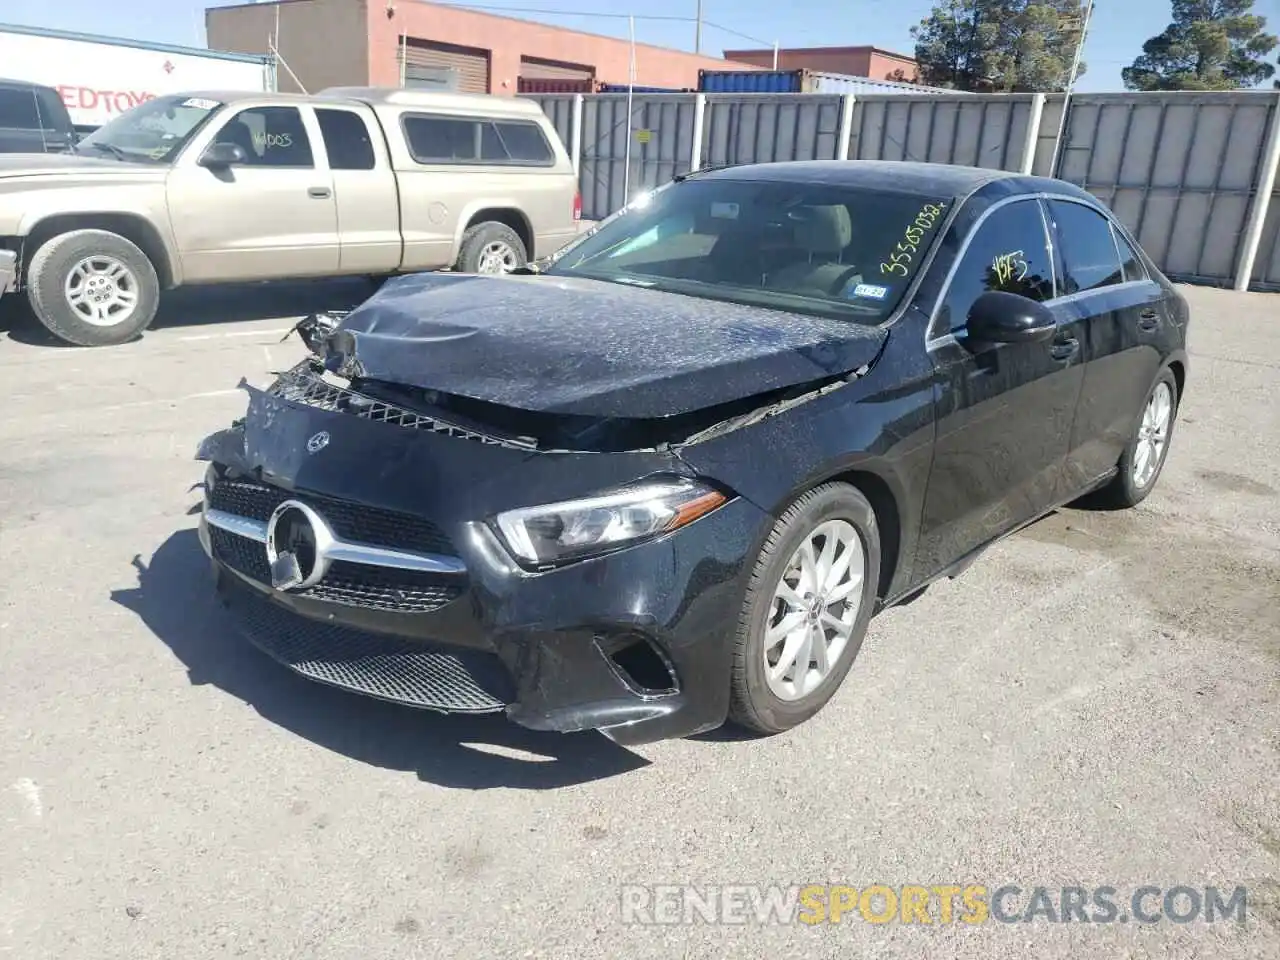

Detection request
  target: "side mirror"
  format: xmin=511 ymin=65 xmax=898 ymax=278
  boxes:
xmin=963 ymin=290 xmax=1056 ymax=345
xmin=199 ymin=142 xmax=246 ymax=168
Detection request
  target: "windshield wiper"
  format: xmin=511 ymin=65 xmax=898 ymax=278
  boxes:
xmin=79 ymin=141 xmax=133 ymax=162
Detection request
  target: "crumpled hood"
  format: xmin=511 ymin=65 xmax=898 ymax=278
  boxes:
xmin=325 ymin=272 xmax=888 ymax=419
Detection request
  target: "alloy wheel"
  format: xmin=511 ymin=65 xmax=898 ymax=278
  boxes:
xmin=64 ymin=255 xmax=140 ymax=327
xmin=762 ymin=519 xmax=866 ymax=701
xmin=1133 ymin=381 xmax=1173 ymax=488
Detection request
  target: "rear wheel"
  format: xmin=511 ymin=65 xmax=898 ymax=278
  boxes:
xmin=26 ymin=229 xmax=160 ymax=346
xmin=729 ymin=483 xmax=881 ymax=735
xmin=1095 ymin=367 xmax=1178 ymax=508
xmin=455 ymin=221 xmax=527 ymax=275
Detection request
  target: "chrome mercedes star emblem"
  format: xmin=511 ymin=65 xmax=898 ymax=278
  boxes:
xmin=306 ymin=431 xmax=330 ymax=454
xmin=264 ymin=499 xmax=334 ymax=592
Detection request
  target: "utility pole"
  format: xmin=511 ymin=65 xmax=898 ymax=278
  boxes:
xmin=695 ymin=0 xmax=703 ymax=54
xmin=1049 ymin=0 xmax=1095 ymax=177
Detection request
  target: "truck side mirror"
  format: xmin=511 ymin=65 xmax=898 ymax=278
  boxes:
xmin=199 ymin=142 xmax=246 ymax=168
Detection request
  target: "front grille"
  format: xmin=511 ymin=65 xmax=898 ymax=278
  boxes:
xmin=267 ymin=362 xmax=536 ymax=451
xmin=209 ymin=476 xmax=455 ymax=556
xmin=224 ymin=580 xmax=512 ymax=713
xmin=209 ymin=527 xmax=465 ymax=614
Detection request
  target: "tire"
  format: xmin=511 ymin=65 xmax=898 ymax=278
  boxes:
xmin=454 ymin=221 xmax=527 ymax=275
xmin=728 ymin=482 xmax=882 ymax=735
xmin=1094 ymin=367 xmax=1179 ymax=509
xmin=26 ymin=229 xmax=160 ymax=346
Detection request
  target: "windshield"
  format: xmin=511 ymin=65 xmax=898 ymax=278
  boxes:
xmin=75 ymin=95 xmax=224 ymax=163
xmin=544 ymin=176 xmax=953 ymax=322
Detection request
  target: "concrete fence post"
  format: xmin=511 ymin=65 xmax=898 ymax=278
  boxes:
xmin=1021 ymin=93 xmax=1046 ymax=175
xmin=836 ymin=95 xmax=856 ymax=161
xmin=570 ymin=94 xmax=585 ymax=178
xmin=690 ymin=93 xmax=707 ymax=172
xmin=1234 ymin=91 xmax=1280 ymax=292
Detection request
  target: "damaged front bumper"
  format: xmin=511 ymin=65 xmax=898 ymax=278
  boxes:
xmin=196 ymin=368 xmax=770 ymax=746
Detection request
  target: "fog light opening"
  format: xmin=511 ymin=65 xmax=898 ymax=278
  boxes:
xmin=597 ymin=635 xmax=679 ymax=698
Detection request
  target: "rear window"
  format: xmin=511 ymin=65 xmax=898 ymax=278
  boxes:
xmin=545 ymin=177 xmax=952 ymax=323
xmin=0 ymin=87 xmax=41 ymax=130
xmin=401 ymin=113 xmax=555 ymax=165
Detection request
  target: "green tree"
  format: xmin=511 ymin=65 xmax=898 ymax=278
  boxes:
xmin=1123 ymin=1 xmax=1278 ymax=90
xmin=911 ymin=1 xmax=1088 ymax=92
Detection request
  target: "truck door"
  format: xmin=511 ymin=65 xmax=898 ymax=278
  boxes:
xmin=313 ymin=106 xmax=402 ymax=274
xmin=166 ymin=103 xmax=339 ymax=283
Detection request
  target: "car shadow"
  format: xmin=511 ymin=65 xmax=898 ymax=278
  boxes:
xmin=110 ymin=528 xmax=650 ymax=789
xmin=2 ymin=277 xmax=376 ymax=346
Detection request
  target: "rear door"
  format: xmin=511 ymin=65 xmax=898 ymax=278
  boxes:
xmin=313 ymin=106 xmax=402 ymax=274
xmin=167 ymin=103 xmax=339 ymax=282
xmin=1043 ymin=198 xmax=1168 ymax=492
xmin=914 ymin=196 xmax=1084 ymax=578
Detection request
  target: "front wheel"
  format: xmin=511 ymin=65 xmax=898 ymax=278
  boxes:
xmin=728 ymin=482 xmax=881 ymax=735
xmin=26 ymin=229 xmax=160 ymax=346
xmin=1096 ymin=367 xmax=1179 ymax=509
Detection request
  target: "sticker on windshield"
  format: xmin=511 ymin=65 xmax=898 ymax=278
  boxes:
xmin=849 ymin=282 xmax=889 ymax=301
xmin=710 ymin=201 xmax=740 ymax=220
xmin=181 ymin=98 xmax=221 ymax=110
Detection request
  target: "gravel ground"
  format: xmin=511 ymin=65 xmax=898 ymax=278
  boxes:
xmin=1 ymin=282 xmax=1277 ymax=959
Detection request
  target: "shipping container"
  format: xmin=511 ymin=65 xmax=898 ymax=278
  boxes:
xmin=0 ymin=22 xmax=275 ymax=131
xmin=698 ymin=69 xmax=812 ymax=94
xmin=516 ymin=76 xmax=595 ymax=95
xmin=809 ymin=71 xmax=964 ymax=96
xmin=596 ymin=83 xmax=692 ymax=94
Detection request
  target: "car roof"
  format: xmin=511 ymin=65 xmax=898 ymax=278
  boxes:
xmin=0 ymin=77 xmax=58 ymax=92
xmin=162 ymin=86 xmax=545 ymax=118
xmin=700 ymin=159 xmax=1095 ymax=204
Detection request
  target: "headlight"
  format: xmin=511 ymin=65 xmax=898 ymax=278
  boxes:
xmin=492 ymin=477 xmax=728 ymax=567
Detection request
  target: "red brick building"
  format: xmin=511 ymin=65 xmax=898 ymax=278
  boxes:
xmin=722 ymin=45 xmax=919 ymax=83
xmin=205 ymin=0 xmax=764 ymax=95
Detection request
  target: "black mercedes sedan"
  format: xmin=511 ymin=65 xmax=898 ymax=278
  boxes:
xmin=195 ymin=160 xmax=1189 ymax=746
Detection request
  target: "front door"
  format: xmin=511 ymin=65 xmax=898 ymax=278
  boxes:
xmin=166 ymin=104 xmax=339 ymax=283
xmin=1044 ymin=199 xmax=1169 ymax=492
xmin=913 ymin=197 xmax=1086 ymax=579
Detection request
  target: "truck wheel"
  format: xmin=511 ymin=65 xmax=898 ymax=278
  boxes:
xmin=26 ymin=229 xmax=160 ymax=346
xmin=455 ymin=222 xmax=527 ymax=275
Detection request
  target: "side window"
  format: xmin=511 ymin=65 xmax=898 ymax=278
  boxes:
xmin=939 ymin=200 xmax=1055 ymax=332
xmin=212 ymin=106 xmax=314 ymax=168
xmin=402 ymin=115 xmax=478 ymax=162
xmin=489 ymin=121 xmax=554 ymax=164
xmin=1047 ymin=200 xmax=1124 ymax=294
xmin=316 ymin=108 xmax=376 ymax=171
xmin=34 ymin=89 xmax=72 ymax=132
xmin=1111 ymin=224 xmax=1146 ymax=283
xmin=0 ymin=88 xmax=41 ymax=130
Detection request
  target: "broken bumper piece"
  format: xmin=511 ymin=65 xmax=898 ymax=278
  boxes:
xmin=0 ymin=249 xmax=17 ymax=296
xmin=200 ymin=463 xmax=769 ymax=747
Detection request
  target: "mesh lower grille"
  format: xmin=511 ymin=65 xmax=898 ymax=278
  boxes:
xmin=209 ymin=527 xmax=465 ymax=613
xmin=225 ymin=581 xmax=512 ymax=712
xmin=208 ymin=477 xmax=455 ymax=556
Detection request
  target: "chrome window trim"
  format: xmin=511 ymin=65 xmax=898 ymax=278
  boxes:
xmin=925 ymin=191 xmax=1155 ymax=351
xmin=203 ymin=507 xmax=467 ymax=576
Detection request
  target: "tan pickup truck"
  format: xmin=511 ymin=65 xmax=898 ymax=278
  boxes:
xmin=0 ymin=86 xmax=581 ymax=346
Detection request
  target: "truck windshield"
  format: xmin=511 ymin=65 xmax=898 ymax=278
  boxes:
xmin=544 ymin=176 xmax=952 ymax=323
xmin=75 ymin=95 xmax=224 ymax=164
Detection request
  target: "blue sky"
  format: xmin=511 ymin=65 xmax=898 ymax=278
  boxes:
xmin=4 ymin=0 xmax=1280 ymax=92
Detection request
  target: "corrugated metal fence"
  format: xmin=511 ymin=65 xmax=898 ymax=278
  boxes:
xmin=525 ymin=89 xmax=1280 ymax=292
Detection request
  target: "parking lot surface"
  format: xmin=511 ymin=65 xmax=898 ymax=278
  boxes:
xmin=1 ymin=283 xmax=1277 ymax=959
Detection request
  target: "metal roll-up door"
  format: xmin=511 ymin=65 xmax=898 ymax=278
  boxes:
xmin=402 ymin=39 xmax=490 ymax=94
xmin=519 ymin=56 xmax=594 ymax=82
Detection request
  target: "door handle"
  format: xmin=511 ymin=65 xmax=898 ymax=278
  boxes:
xmin=1138 ymin=307 xmax=1160 ymax=332
xmin=1049 ymin=337 xmax=1080 ymax=362
xmin=307 ymin=186 xmax=331 ymax=199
